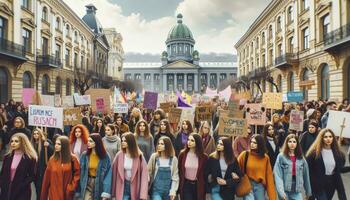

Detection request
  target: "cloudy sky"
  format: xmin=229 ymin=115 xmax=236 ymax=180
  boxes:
xmin=64 ymin=0 xmax=270 ymax=54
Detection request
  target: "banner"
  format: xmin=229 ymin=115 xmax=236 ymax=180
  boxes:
xmin=287 ymin=92 xmax=304 ymax=102
xmin=62 ymin=96 xmax=74 ymax=108
xmin=73 ymin=94 xmax=91 ymax=105
xmin=289 ymin=110 xmax=304 ymax=131
xmin=63 ymin=107 xmax=82 ymax=126
xmin=195 ymin=106 xmax=212 ymax=121
xmin=85 ymin=89 xmax=111 ymax=113
xmin=22 ymin=88 xmax=36 ymax=107
xmin=114 ymin=103 xmax=129 ymax=114
xmin=245 ymin=104 xmax=266 ymax=125
xmin=218 ymin=85 xmax=232 ymax=102
xmin=40 ymin=95 xmax=55 ymax=107
xmin=326 ymin=111 xmax=350 ymax=138
xmin=262 ymin=93 xmax=283 ymax=109
xmin=205 ymin=86 xmax=218 ymax=98
xmin=28 ymin=105 xmax=63 ymax=129
xmin=144 ymin=91 xmax=158 ymax=110
xmin=234 ymin=91 xmax=252 ymax=101
xmin=218 ymin=116 xmax=247 ymax=137
xmin=168 ymin=108 xmax=182 ymax=123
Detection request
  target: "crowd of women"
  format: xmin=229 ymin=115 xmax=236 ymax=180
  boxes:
xmin=0 ymin=98 xmax=349 ymax=200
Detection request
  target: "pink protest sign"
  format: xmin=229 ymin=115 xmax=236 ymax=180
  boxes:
xmin=22 ymin=88 xmax=36 ymax=107
xmin=96 ymin=97 xmax=105 ymax=113
xmin=289 ymin=110 xmax=304 ymax=131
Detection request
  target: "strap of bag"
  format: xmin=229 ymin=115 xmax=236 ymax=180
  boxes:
xmin=243 ymin=151 xmax=249 ymax=174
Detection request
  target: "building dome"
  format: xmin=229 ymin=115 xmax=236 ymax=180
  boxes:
xmin=166 ymin=14 xmax=195 ymax=44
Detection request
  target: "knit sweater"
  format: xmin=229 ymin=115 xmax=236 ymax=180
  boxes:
xmin=136 ymin=135 xmax=154 ymax=162
xmin=237 ymin=151 xmax=276 ymax=200
xmin=102 ymin=135 xmax=121 ymax=161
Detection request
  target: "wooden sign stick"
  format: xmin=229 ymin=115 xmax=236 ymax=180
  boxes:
xmin=44 ymin=127 xmax=48 ymax=164
xmin=338 ymin=118 xmax=346 ymax=145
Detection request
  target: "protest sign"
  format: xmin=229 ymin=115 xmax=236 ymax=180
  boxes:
xmin=28 ymin=105 xmax=63 ymax=129
xmin=144 ymin=91 xmax=158 ymax=110
xmin=40 ymin=95 xmax=55 ymax=107
xmin=73 ymin=94 xmax=91 ymax=105
xmin=179 ymin=107 xmax=195 ymax=125
xmin=22 ymin=88 xmax=36 ymax=107
xmin=218 ymin=116 xmax=247 ymax=137
xmin=326 ymin=111 xmax=350 ymax=138
xmin=287 ymin=92 xmax=304 ymax=103
xmin=235 ymin=91 xmax=252 ymax=101
xmin=289 ymin=110 xmax=304 ymax=131
xmin=114 ymin=103 xmax=129 ymax=113
xmin=63 ymin=107 xmax=82 ymax=126
xmin=85 ymin=89 xmax=111 ymax=113
xmin=54 ymin=94 xmax=61 ymax=107
xmin=245 ymin=104 xmax=266 ymax=125
xmin=195 ymin=106 xmax=212 ymax=121
xmin=191 ymin=94 xmax=200 ymax=104
xmin=262 ymin=93 xmax=283 ymax=109
xmin=160 ymin=102 xmax=173 ymax=113
xmin=168 ymin=108 xmax=182 ymax=123
xmin=227 ymin=99 xmax=243 ymax=118
xmin=62 ymin=96 xmax=74 ymax=108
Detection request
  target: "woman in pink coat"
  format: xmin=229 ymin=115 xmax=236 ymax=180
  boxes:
xmin=111 ymin=132 xmax=149 ymax=200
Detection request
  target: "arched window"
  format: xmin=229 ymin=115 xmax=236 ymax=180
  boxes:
xmin=288 ymin=72 xmax=294 ymax=92
xmin=23 ymin=71 xmax=33 ymax=88
xmin=302 ymin=69 xmax=310 ymax=100
xmin=256 ymin=37 xmax=259 ymax=48
xmin=42 ymin=7 xmax=48 ymax=21
xmin=321 ymin=64 xmax=330 ymax=100
xmin=322 ymin=14 xmax=330 ymax=41
xmin=287 ymin=6 xmax=294 ymax=23
xmin=277 ymin=75 xmax=282 ymax=93
xmin=277 ymin=16 xmax=282 ymax=31
xmin=0 ymin=68 xmax=8 ymax=103
xmin=302 ymin=27 xmax=309 ymax=50
xmin=56 ymin=17 xmax=60 ymax=30
xmin=42 ymin=74 xmax=50 ymax=95
xmin=66 ymin=79 xmax=71 ymax=96
xmin=66 ymin=24 xmax=70 ymax=36
xmin=262 ymin=32 xmax=265 ymax=44
xmin=268 ymin=25 xmax=273 ymax=39
xmin=55 ymin=77 xmax=62 ymax=94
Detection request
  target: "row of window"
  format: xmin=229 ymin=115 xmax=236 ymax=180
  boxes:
xmin=125 ymin=73 xmax=236 ymax=81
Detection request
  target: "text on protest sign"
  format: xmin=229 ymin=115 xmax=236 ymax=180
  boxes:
xmin=160 ymin=102 xmax=173 ymax=113
xmin=62 ymin=96 xmax=74 ymax=108
xmin=85 ymin=89 xmax=111 ymax=114
xmin=195 ymin=106 xmax=212 ymax=121
xmin=40 ymin=95 xmax=55 ymax=107
xmin=262 ymin=93 xmax=283 ymax=109
xmin=114 ymin=103 xmax=129 ymax=113
xmin=73 ymin=94 xmax=91 ymax=105
xmin=28 ymin=105 xmax=63 ymax=129
xmin=287 ymin=92 xmax=304 ymax=103
xmin=245 ymin=104 xmax=266 ymax=125
xmin=63 ymin=108 xmax=82 ymax=126
xmin=218 ymin=116 xmax=247 ymax=137
xmin=168 ymin=108 xmax=182 ymax=123
xmin=289 ymin=110 xmax=304 ymax=131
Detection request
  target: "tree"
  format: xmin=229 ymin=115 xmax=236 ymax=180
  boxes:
xmin=217 ymin=76 xmax=238 ymax=91
xmin=74 ymin=68 xmax=94 ymax=95
xmin=115 ymin=80 xmax=143 ymax=93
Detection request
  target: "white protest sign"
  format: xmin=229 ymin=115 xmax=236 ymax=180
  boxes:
xmin=28 ymin=105 xmax=63 ymax=129
xmin=179 ymin=107 xmax=195 ymax=125
xmin=114 ymin=103 xmax=129 ymax=113
xmin=62 ymin=95 xmax=74 ymax=108
xmin=40 ymin=95 xmax=55 ymax=106
xmin=73 ymin=93 xmax=91 ymax=105
xmin=326 ymin=110 xmax=350 ymax=138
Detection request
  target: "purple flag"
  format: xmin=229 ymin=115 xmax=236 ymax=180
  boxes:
xmin=176 ymin=91 xmax=192 ymax=107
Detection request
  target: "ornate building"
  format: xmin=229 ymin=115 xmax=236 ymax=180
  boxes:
xmin=124 ymin=14 xmax=237 ymax=93
xmin=0 ymin=1 xmax=112 ymax=103
xmin=104 ymin=28 xmax=124 ymax=81
xmin=235 ymin=0 xmax=350 ymax=101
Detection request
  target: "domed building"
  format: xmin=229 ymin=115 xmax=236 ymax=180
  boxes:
xmin=123 ymin=14 xmax=237 ymax=93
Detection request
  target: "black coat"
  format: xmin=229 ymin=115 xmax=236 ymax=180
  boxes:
xmin=0 ymin=153 xmax=37 ymax=200
xmin=174 ymin=132 xmax=188 ymax=156
xmin=205 ymin=157 xmax=243 ymax=200
xmin=306 ymin=150 xmax=347 ymax=200
xmin=265 ymin=140 xmax=279 ymax=168
xmin=153 ymin=131 xmax=175 ymax=148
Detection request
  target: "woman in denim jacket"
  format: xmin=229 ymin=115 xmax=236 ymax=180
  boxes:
xmin=77 ymin=133 xmax=112 ymax=200
xmin=273 ymin=134 xmax=312 ymax=200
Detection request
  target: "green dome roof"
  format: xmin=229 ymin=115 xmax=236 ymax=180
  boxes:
xmin=166 ymin=14 xmax=194 ymax=43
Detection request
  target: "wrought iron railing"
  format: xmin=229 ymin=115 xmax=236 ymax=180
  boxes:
xmin=324 ymin=23 xmax=350 ymax=46
xmin=0 ymin=37 xmax=26 ymax=59
xmin=36 ymin=55 xmax=62 ymax=67
xmin=275 ymin=53 xmax=298 ymax=66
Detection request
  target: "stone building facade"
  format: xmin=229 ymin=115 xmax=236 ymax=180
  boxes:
xmin=235 ymin=0 xmax=350 ymax=101
xmin=104 ymin=28 xmax=124 ymax=81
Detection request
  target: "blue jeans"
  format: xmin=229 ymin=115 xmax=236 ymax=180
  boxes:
xmin=151 ymin=192 xmax=170 ymax=200
xmin=211 ymin=185 xmax=223 ymax=200
xmin=123 ymin=180 xmax=131 ymax=200
xmin=243 ymin=180 xmax=265 ymax=200
xmin=285 ymin=191 xmax=303 ymax=200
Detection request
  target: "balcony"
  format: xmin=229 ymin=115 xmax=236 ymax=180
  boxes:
xmin=0 ymin=38 xmax=27 ymax=62
xmin=247 ymin=66 xmax=267 ymax=80
xmin=274 ymin=53 xmax=298 ymax=69
xmin=36 ymin=55 xmax=62 ymax=68
xmin=324 ymin=23 xmax=350 ymax=51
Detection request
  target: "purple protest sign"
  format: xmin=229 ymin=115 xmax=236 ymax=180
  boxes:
xmin=144 ymin=91 xmax=158 ymax=110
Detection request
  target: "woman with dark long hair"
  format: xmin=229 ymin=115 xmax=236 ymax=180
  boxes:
xmin=115 ymin=115 xmax=130 ymax=135
xmin=262 ymin=122 xmax=280 ymax=167
xmin=154 ymin=119 xmax=175 ymax=148
xmin=148 ymin=136 xmax=179 ymax=200
xmin=77 ymin=133 xmax=112 ymax=200
xmin=149 ymin=109 xmax=166 ymax=137
xmin=41 ymin=136 xmax=80 ymax=200
xmin=206 ymin=137 xmax=242 ymax=200
xmin=93 ymin=118 xmax=106 ymax=138
xmin=111 ymin=132 xmax=149 ymax=200
xmin=0 ymin=133 xmax=37 ymax=200
xmin=300 ymin=120 xmax=319 ymax=155
xmin=134 ymin=120 xmax=154 ymax=162
xmin=128 ymin=108 xmax=143 ymax=133
xmin=174 ymin=120 xmax=193 ymax=156
xmin=273 ymin=134 xmax=312 ymax=199
xmin=237 ymin=134 xmax=276 ymax=200
xmin=69 ymin=124 xmax=89 ymax=159
xmin=178 ymin=133 xmax=208 ymax=200
xmin=102 ymin=124 xmax=121 ymax=161
xmin=306 ymin=128 xmax=347 ymax=200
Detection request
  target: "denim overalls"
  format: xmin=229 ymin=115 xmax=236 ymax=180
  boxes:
xmin=151 ymin=157 xmax=173 ymax=200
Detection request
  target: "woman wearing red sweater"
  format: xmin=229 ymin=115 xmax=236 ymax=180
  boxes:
xmin=178 ymin=133 xmax=208 ymax=200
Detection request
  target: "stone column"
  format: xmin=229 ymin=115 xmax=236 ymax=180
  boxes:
xmin=184 ymin=73 xmax=187 ymax=92
xmin=151 ymin=73 xmax=154 ymax=92
xmin=163 ymin=74 xmax=167 ymax=92
xmin=174 ymin=73 xmax=177 ymax=91
xmin=207 ymin=73 xmax=210 ymax=87
xmin=216 ymin=73 xmax=220 ymax=88
xmin=141 ymin=73 xmax=145 ymax=87
xmin=194 ymin=73 xmax=198 ymax=92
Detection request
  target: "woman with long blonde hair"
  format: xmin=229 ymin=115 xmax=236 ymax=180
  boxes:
xmin=198 ymin=121 xmax=216 ymax=155
xmin=306 ymin=128 xmax=346 ymax=200
xmin=0 ymin=133 xmax=38 ymax=199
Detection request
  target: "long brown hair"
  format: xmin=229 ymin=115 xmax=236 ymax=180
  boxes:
xmin=157 ymin=136 xmax=175 ymax=158
xmin=159 ymin=119 xmax=172 ymax=135
xmin=281 ymin=134 xmax=303 ymax=159
xmin=13 ymin=116 xmax=25 ymax=128
xmin=87 ymin=133 xmax=107 ymax=159
xmin=53 ymin=136 xmax=72 ymax=163
xmin=262 ymin=122 xmax=278 ymax=145
xmin=182 ymin=133 xmax=204 ymax=157
xmin=306 ymin=128 xmax=343 ymax=158
xmin=121 ymin=132 xmax=140 ymax=158
xmin=30 ymin=128 xmax=46 ymax=157
xmin=198 ymin=121 xmax=212 ymax=137
xmin=180 ymin=120 xmax=193 ymax=133
xmin=135 ymin=120 xmax=151 ymax=138
xmin=7 ymin=133 xmax=38 ymax=161
xmin=69 ymin=124 xmax=89 ymax=144
xmin=210 ymin=137 xmax=234 ymax=164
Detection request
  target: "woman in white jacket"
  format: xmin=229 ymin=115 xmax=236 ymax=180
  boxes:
xmin=148 ymin=136 xmax=179 ymax=200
